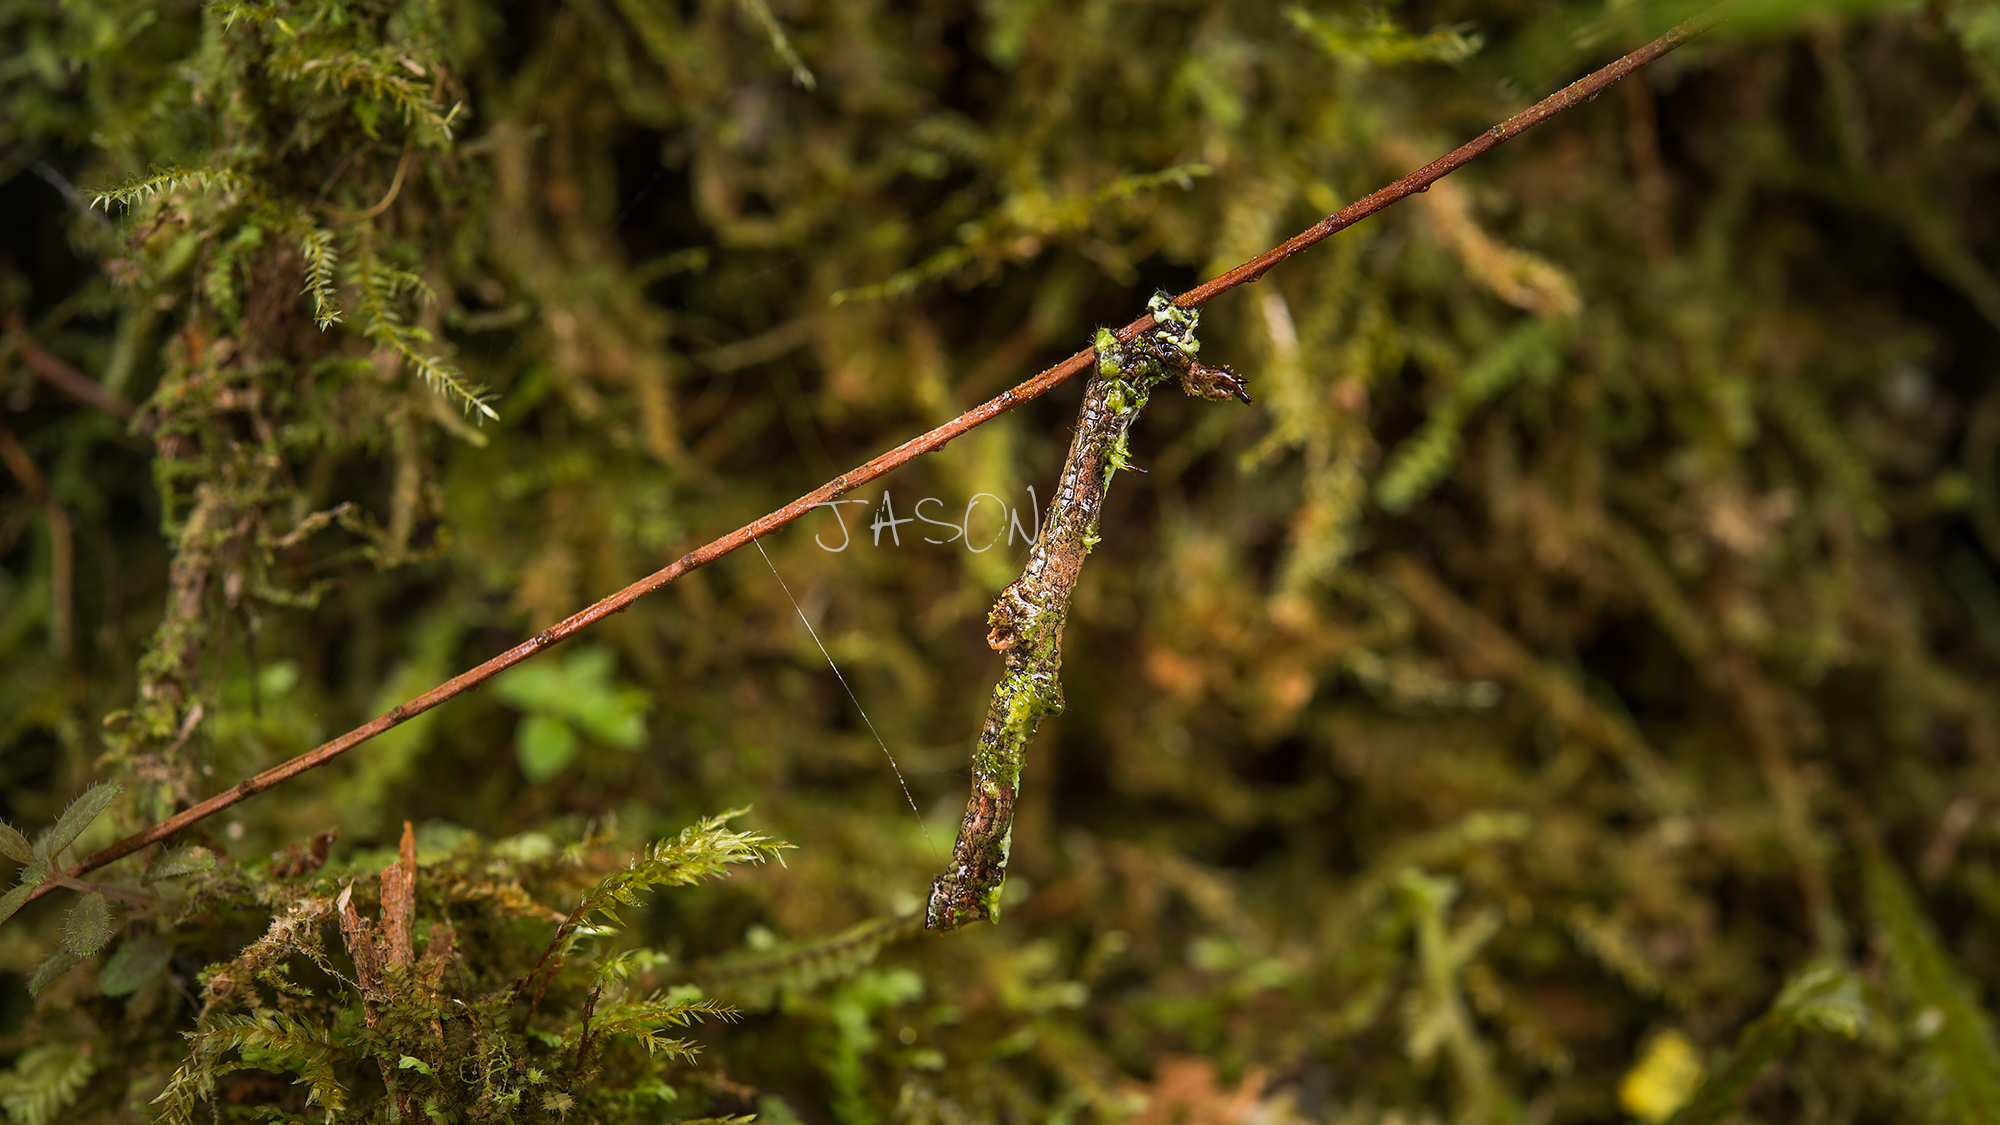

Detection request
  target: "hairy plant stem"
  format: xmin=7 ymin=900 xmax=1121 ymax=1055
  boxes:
xmin=27 ymin=2 xmax=1731 ymax=905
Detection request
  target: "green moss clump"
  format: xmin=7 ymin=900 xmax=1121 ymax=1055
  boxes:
xmin=3 ymin=0 xmax=2000 ymax=1121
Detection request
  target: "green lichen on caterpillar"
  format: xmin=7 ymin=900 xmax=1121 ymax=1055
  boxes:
xmin=925 ymin=295 xmax=1250 ymax=932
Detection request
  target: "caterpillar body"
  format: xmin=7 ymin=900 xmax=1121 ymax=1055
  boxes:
xmin=926 ymin=295 xmax=1249 ymax=931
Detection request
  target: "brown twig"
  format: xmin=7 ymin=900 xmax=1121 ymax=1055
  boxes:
xmin=50 ymin=871 xmax=156 ymax=907
xmin=1177 ymin=2 xmax=1730 ymax=309
xmin=13 ymin=336 xmax=138 ymax=420
xmin=24 ymin=3 xmax=1732 ymax=906
xmin=573 ymin=984 xmax=602 ymax=1073
xmin=0 ymin=422 xmax=78 ymax=674
xmin=325 ymin=142 xmax=415 ymax=223
xmin=1623 ymin=77 xmax=1675 ymax=262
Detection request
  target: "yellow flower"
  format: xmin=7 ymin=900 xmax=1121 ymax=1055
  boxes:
xmin=1618 ymin=1029 xmax=1705 ymax=1123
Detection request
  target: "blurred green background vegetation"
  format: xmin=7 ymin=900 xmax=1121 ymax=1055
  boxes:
xmin=3 ymin=0 xmax=2000 ymax=1119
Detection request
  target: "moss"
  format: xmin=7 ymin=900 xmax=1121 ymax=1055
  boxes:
xmin=3 ymin=0 xmax=2000 ymax=1121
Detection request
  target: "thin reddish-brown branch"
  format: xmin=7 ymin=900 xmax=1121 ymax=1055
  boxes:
xmin=27 ymin=3 xmax=1729 ymax=905
xmin=12 ymin=336 xmax=138 ymax=420
xmin=1177 ymin=4 xmax=1730 ymax=309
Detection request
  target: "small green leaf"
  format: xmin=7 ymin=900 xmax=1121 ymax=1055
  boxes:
xmin=40 ymin=782 xmax=122 ymax=860
xmin=259 ymin=659 xmax=300 ymax=698
xmin=61 ymin=892 xmax=115 ymax=958
xmin=573 ymin=691 xmax=648 ymax=750
xmin=1865 ymin=854 xmax=2000 ymax=1121
xmin=144 ymin=846 xmax=217 ymax=883
xmin=1663 ymin=960 xmax=1870 ymax=1125
xmin=1776 ymin=963 xmax=1868 ymax=1039
xmin=518 ymin=713 xmax=579 ymax=781
xmin=496 ymin=647 xmax=651 ymax=751
xmin=0 ymin=820 xmax=31 ymax=863
xmin=564 ymin=645 xmax=617 ymax=687
xmin=397 ymin=1056 xmax=435 ymax=1076
xmin=493 ymin=661 xmax=569 ymax=712
xmin=0 ymin=881 xmax=33 ymax=927
xmin=99 ymin=934 xmax=172 ymax=996
xmin=27 ymin=946 xmax=85 ymax=995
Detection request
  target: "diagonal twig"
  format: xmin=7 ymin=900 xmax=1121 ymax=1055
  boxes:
xmin=7 ymin=333 xmax=139 ymax=421
xmin=23 ymin=2 xmax=1733 ymax=906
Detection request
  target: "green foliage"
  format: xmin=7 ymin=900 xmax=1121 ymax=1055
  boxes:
xmin=1867 ymin=856 xmax=2000 ymax=1122
xmin=1664 ymin=962 xmax=1870 ymax=1125
xmin=704 ymin=914 xmax=925 ymax=1010
xmin=39 ymin=782 xmax=120 ymax=862
xmin=494 ymin=646 xmax=652 ymax=781
xmin=351 ymin=244 xmax=497 ymax=420
xmin=560 ymin=813 xmax=786 ymax=934
xmin=3 ymin=0 xmax=2000 ymax=1120
xmin=830 ymin=164 xmax=1213 ymax=305
xmin=0 ymin=884 xmax=29 ymax=929
xmin=0 ymin=1044 xmax=99 ymax=1125
xmin=136 ymin=816 xmax=776 ymax=1124
xmin=155 ymin=1010 xmax=349 ymax=1125
xmin=1286 ymin=6 xmax=1483 ymax=67
xmin=144 ymin=846 xmax=218 ymax=883
xmin=58 ymin=892 xmax=113 ymax=959
xmin=1375 ymin=320 xmax=1561 ymax=512
xmin=99 ymin=933 xmax=174 ymax=996
xmin=0 ymin=824 xmax=37 ymax=865
xmin=92 ymin=167 xmax=248 ymax=211
xmin=299 ymin=223 xmax=343 ymax=329
xmin=816 ymin=969 xmax=925 ymax=1125
xmin=730 ymin=0 xmax=817 ymax=92
xmin=0 ymin=783 xmax=123 ymax=977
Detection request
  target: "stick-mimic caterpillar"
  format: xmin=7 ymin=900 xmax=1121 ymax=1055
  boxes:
xmin=926 ymin=294 xmax=1250 ymax=931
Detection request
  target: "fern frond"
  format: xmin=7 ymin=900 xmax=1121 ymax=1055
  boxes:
xmin=569 ymin=811 xmax=786 ymax=930
xmin=298 ymin=223 xmax=343 ymax=329
xmin=1376 ymin=321 xmax=1557 ymax=512
xmin=702 ymin=912 xmax=924 ymax=1006
xmin=519 ymin=814 xmax=787 ymax=999
xmin=188 ymin=1010 xmax=350 ymax=1114
xmin=93 ymin=166 xmax=245 ymax=210
xmin=281 ymin=49 xmax=457 ymax=138
xmin=575 ymin=990 xmax=736 ymax=1059
xmin=1374 ymin=399 xmax=1467 ymax=516
xmin=148 ymin=1058 xmax=213 ymax=1125
xmin=1286 ymin=6 xmax=1482 ymax=66
xmin=0 ymin=1043 xmax=99 ymax=1125
xmin=352 ymin=245 xmax=498 ymax=419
